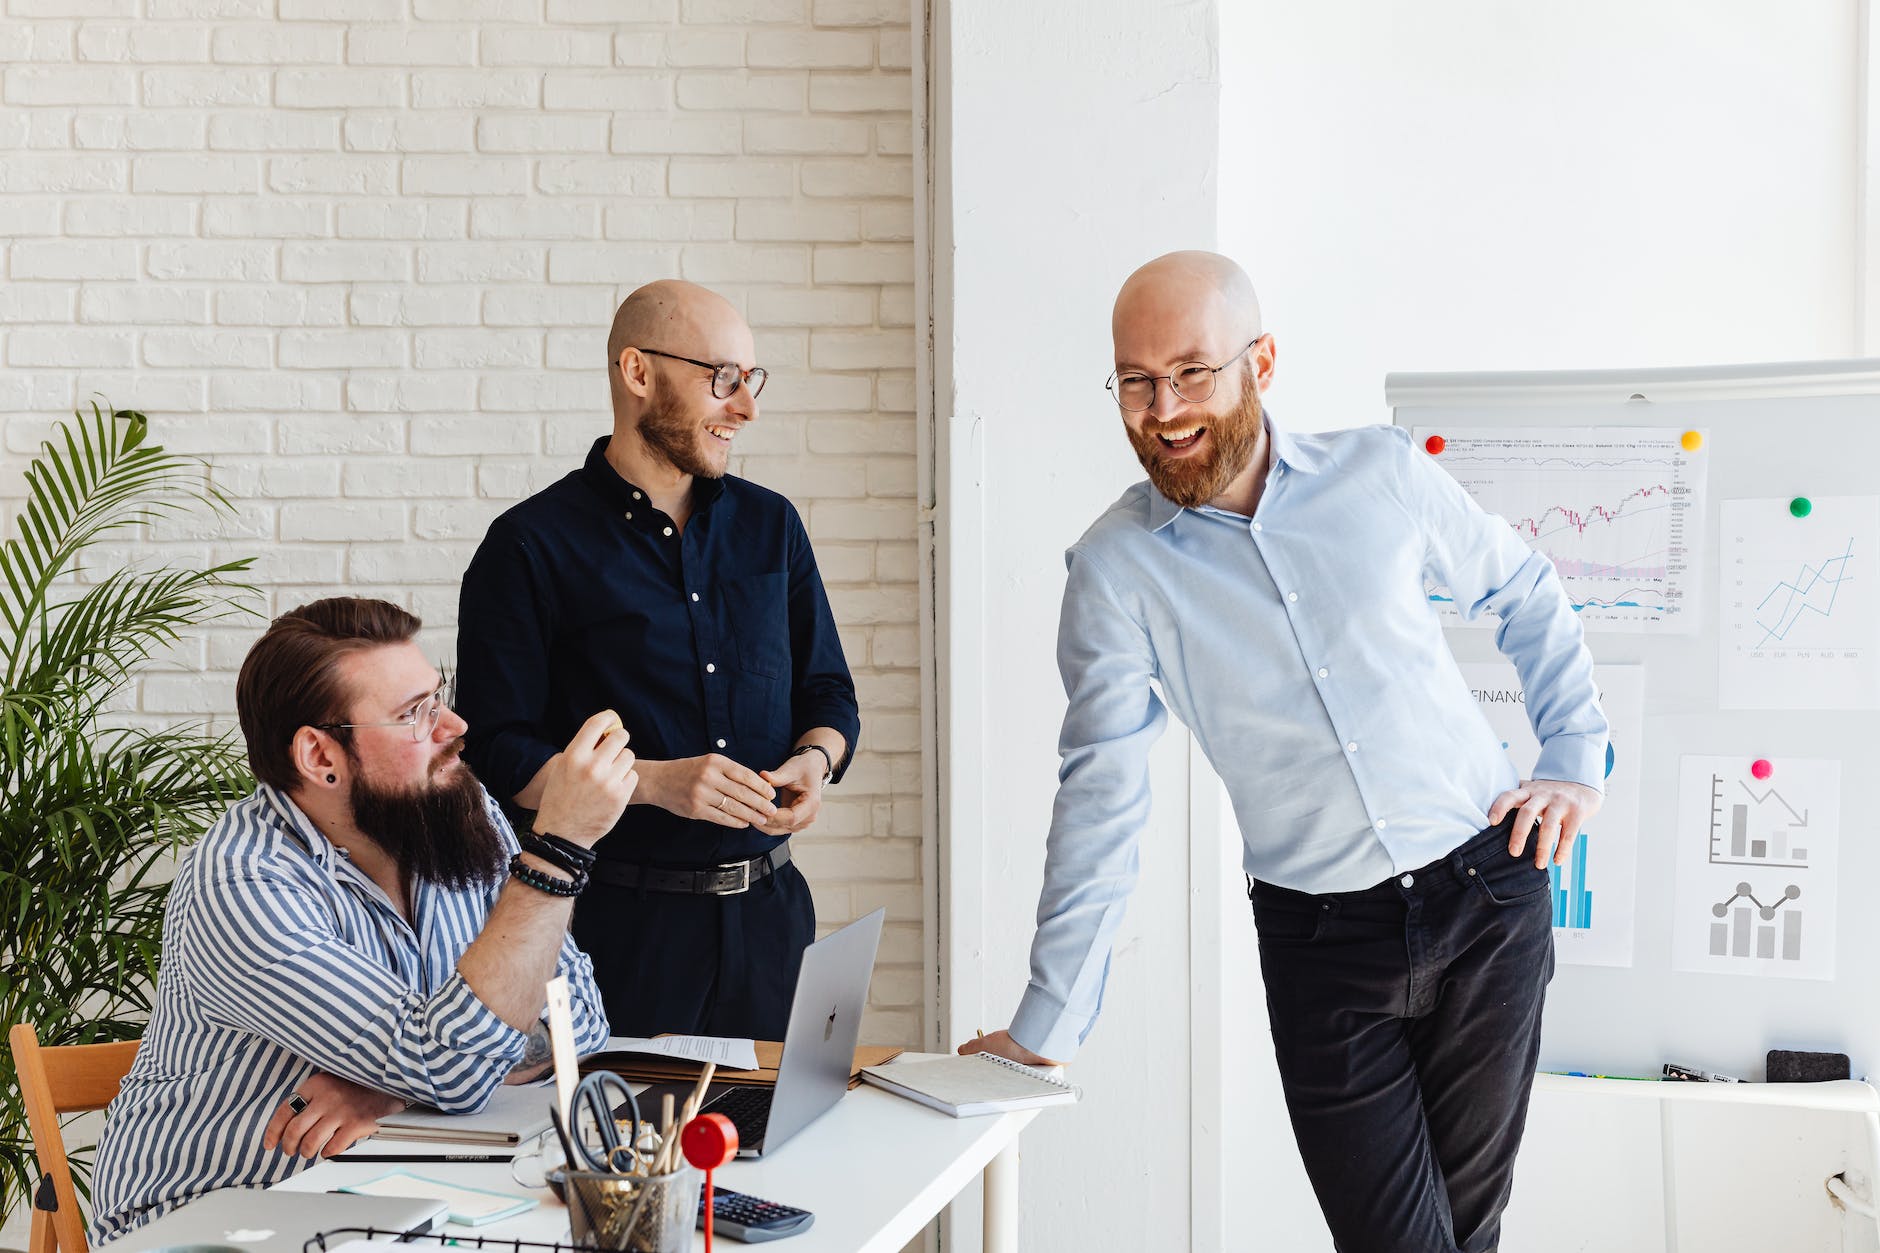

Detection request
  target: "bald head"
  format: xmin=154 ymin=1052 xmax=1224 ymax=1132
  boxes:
xmin=607 ymin=280 xmax=749 ymax=367
xmin=1112 ymin=251 xmax=1262 ymax=359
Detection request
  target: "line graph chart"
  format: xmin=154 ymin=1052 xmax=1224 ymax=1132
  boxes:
xmin=1415 ymin=427 xmax=1707 ymax=633
xmin=1720 ymin=497 xmax=1880 ymax=710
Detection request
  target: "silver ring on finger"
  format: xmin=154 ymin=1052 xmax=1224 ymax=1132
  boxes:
xmin=288 ymin=1093 xmax=308 ymax=1115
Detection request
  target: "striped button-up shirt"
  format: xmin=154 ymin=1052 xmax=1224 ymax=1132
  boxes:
xmin=90 ymin=784 xmax=609 ymax=1244
xmin=1010 ymin=418 xmax=1608 ymax=1061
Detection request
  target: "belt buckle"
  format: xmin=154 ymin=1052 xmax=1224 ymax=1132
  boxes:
xmin=713 ymin=859 xmax=753 ymax=895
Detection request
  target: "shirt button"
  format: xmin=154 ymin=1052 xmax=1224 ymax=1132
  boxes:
xmin=1251 ymin=522 xmax=1263 ymax=533
xmin=1400 ymin=873 xmax=1414 ymax=888
xmin=1316 ymin=667 xmax=1328 ymax=678
xmin=715 ymin=738 xmax=727 ymax=748
xmin=663 ymin=526 xmax=674 ymax=537
xmin=625 ymin=511 xmax=633 ymax=520
xmin=632 ymin=491 xmax=642 ymax=500
xmin=690 ymin=592 xmax=700 ymax=602
xmin=1287 ymin=591 xmax=1299 ymax=603
xmin=1346 ymin=741 xmax=1358 ymax=753
xmin=1374 ymin=818 xmax=1387 ymax=829
xmin=706 ymin=663 xmax=716 ymax=673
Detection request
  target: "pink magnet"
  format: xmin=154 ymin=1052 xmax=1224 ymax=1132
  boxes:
xmin=1750 ymin=759 xmax=1773 ymax=780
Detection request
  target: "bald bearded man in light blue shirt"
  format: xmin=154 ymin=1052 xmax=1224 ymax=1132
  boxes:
xmin=964 ymin=251 xmax=1607 ymax=1253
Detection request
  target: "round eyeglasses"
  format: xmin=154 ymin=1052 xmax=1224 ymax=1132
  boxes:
xmin=1106 ymin=338 xmax=1259 ymax=412
xmin=313 ymin=679 xmax=450 ymax=744
xmin=633 ymin=349 xmax=768 ymax=401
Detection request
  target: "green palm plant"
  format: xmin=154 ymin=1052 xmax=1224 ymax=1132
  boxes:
xmin=0 ymin=403 xmax=256 ymax=1225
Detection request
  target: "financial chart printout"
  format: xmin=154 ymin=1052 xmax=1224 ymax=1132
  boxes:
xmin=1414 ymin=427 xmax=1708 ymax=633
xmin=1718 ymin=496 xmax=1880 ymax=710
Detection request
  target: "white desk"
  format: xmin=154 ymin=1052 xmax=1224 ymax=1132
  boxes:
xmin=276 ymin=1084 xmax=1037 ymax=1253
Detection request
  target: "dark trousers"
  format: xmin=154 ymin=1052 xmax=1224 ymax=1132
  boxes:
xmin=1250 ymin=816 xmax=1555 ymax=1253
xmin=572 ymin=860 xmax=817 ymax=1040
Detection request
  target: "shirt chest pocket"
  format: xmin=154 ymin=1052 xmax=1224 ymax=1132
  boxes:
xmin=719 ymin=573 xmax=790 ymax=680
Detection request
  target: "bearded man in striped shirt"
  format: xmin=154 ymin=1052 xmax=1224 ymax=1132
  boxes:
xmin=90 ymin=598 xmax=635 ymax=1243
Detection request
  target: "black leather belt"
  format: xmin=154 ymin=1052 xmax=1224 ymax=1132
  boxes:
xmin=589 ymin=843 xmax=791 ymax=896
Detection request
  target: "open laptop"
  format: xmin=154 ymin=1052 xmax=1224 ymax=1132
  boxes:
xmin=107 ymin=1187 xmax=446 ymax=1252
xmin=649 ymin=907 xmax=884 ymax=1158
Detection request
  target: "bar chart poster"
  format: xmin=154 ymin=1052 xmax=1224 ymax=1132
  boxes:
xmin=1673 ymin=756 xmax=1840 ymax=981
xmin=1462 ymin=662 xmax=1643 ymax=967
xmin=1718 ymin=496 xmax=1880 ymax=710
xmin=1415 ymin=426 xmax=1707 ymax=633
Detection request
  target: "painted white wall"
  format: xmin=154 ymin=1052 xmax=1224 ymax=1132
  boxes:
xmin=1216 ymin=2 xmax=1865 ymax=1248
xmin=928 ymin=1 xmax=1220 ymax=1249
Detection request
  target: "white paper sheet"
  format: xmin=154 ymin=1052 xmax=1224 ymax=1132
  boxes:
xmin=596 ymin=1034 xmax=760 ymax=1070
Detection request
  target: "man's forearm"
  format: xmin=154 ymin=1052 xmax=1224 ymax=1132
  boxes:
xmin=795 ymin=726 xmax=849 ymax=772
xmin=456 ymin=860 xmax=575 ymax=1031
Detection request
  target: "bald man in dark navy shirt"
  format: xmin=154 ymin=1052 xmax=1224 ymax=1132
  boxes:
xmin=457 ymin=280 xmax=860 ymax=1039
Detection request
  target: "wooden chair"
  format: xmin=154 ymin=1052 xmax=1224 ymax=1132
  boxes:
xmin=8 ymin=1023 xmax=139 ymax=1253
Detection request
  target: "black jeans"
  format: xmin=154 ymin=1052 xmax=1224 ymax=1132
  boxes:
xmin=1250 ymin=816 xmax=1554 ymax=1253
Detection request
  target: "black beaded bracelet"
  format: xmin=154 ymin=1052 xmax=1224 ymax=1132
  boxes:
xmin=519 ymin=832 xmax=590 ymax=878
xmin=508 ymin=852 xmax=584 ymax=897
xmin=528 ymin=829 xmax=598 ymax=871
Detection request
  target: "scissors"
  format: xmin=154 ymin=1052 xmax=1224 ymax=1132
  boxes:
xmin=556 ymin=1070 xmax=644 ymax=1174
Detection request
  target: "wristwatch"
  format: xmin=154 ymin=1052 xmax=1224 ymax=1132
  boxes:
xmin=789 ymin=743 xmax=835 ymax=784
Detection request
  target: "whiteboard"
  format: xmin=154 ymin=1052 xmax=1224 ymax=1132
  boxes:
xmin=1388 ymin=358 xmax=1880 ymax=1082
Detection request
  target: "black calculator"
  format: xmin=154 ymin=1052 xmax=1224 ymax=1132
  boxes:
xmin=696 ymin=1187 xmax=815 ymax=1242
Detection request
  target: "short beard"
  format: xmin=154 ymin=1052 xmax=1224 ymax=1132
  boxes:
xmin=344 ymin=744 xmax=508 ymax=892
xmin=1125 ymin=365 xmax=1265 ymax=510
xmin=638 ymin=379 xmax=720 ymax=480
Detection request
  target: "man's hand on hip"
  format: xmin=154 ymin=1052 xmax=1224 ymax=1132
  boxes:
xmin=1488 ymin=778 xmax=1603 ymax=869
xmin=263 ymin=1071 xmax=406 ymax=1160
xmin=958 ymin=1029 xmax=1062 ymax=1068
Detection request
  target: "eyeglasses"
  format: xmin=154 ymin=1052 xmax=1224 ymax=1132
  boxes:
xmin=314 ymin=677 xmax=452 ymax=744
xmin=632 ymin=349 xmax=768 ymax=401
xmin=1106 ymin=338 xmax=1260 ymax=413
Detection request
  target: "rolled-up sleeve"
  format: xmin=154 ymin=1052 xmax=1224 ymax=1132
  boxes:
xmin=784 ymin=505 xmax=861 ymax=780
xmin=181 ymin=869 xmax=526 ymax=1114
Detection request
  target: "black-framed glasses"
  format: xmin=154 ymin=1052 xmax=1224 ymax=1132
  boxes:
xmin=314 ymin=677 xmax=452 ymax=744
xmin=1105 ymin=338 xmax=1260 ymax=412
xmin=632 ymin=349 xmax=768 ymax=401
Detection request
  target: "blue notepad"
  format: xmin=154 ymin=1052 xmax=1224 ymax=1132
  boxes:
xmin=340 ymin=1171 xmax=539 ymax=1226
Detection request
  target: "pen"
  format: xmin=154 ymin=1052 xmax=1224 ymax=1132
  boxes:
xmin=338 ymin=1152 xmax=513 ymax=1162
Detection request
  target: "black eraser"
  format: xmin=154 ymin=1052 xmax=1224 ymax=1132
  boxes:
xmin=1767 ymin=1049 xmax=1850 ymax=1082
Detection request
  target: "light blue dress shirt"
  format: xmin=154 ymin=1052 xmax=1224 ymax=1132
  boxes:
xmin=1010 ymin=417 xmax=1608 ymax=1061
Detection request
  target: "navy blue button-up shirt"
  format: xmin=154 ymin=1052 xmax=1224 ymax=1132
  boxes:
xmin=457 ymin=437 xmax=861 ymax=867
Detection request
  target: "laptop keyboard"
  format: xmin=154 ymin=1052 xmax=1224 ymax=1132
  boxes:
xmin=704 ymin=1085 xmax=773 ymax=1147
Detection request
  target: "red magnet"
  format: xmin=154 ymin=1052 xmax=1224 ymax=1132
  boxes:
xmin=1424 ymin=435 xmax=1446 ymax=455
xmin=683 ymin=1113 xmax=739 ymax=1253
xmin=1750 ymin=759 xmax=1773 ymax=780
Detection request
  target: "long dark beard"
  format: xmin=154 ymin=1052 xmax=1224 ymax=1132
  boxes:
xmin=1125 ymin=366 xmax=1264 ymax=510
xmin=345 ymin=746 xmax=508 ymax=891
xmin=638 ymin=382 xmax=721 ymax=480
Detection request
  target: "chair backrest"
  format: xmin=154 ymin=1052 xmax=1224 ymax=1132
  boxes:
xmin=8 ymin=1023 xmax=140 ymax=1253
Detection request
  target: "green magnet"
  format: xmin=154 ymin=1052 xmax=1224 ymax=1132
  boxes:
xmin=1790 ymin=497 xmax=1812 ymax=518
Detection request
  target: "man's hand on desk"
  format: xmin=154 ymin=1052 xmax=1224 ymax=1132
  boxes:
xmin=632 ymin=753 xmax=779 ymax=829
xmin=1489 ymin=778 xmax=1604 ymax=870
xmin=264 ymin=1071 xmax=406 ymax=1160
xmin=958 ymin=1029 xmax=1062 ymax=1069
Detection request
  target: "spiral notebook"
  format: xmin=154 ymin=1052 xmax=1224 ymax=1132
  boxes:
xmin=860 ymin=1052 xmax=1081 ymax=1117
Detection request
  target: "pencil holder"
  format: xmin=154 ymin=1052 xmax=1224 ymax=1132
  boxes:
xmin=564 ymin=1164 xmax=701 ymax=1253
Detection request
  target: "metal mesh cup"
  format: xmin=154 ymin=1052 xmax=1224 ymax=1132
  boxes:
xmin=564 ymin=1165 xmax=701 ymax=1253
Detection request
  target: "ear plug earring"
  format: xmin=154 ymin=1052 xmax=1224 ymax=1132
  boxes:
xmin=326 ymin=774 xmax=337 ymax=783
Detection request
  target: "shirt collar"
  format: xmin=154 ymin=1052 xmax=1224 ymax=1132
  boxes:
xmin=259 ymin=783 xmax=339 ymax=869
xmin=1146 ymin=408 xmax=1320 ymax=532
xmin=581 ymin=435 xmax=726 ymax=521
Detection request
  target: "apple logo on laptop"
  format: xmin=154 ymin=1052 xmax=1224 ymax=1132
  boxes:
xmin=824 ymin=1006 xmax=838 ymax=1041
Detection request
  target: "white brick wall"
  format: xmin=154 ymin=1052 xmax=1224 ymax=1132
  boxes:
xmin=0 ymin=2 xmax=921 ymax=1046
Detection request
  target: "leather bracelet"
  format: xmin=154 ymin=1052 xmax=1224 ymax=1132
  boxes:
xmin=528 ymin=829 xmax=597 ymax=870
xmin=519 ymin=832 xmax=590 ymax=877
xmin=789 ymin=743 xmax=835 ymax=784
xmin=509 ymin=852 xmax=584 ymax=897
